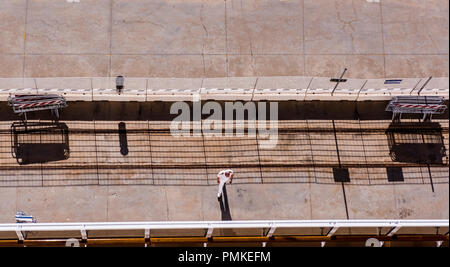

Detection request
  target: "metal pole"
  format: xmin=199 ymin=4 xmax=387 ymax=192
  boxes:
xmin=417 ymin=76 xmax=432 ymax=95
xmin=250 ymin=77 xmax=259 ymax=101
xmin=356 ymin=79 xmax=368 ymax=101
xmin=409 ymin=78 xmax=423 ymax=94
xmin=331 ymin=68 xmax=348 ymax=96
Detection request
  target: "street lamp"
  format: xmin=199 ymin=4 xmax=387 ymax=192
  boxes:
xmin=116 ymin=75 xmax=124 ymax=94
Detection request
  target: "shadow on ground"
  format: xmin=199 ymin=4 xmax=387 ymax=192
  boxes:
xmin=386 ymin=121 xmax=447 ymax=165
xmin=1 ymin=101 xmax=448 ymax=121
xmin=11 ymin=121 xmax=70 ymax=165
xmin=218 ymin=185 xmax=232 ymax=221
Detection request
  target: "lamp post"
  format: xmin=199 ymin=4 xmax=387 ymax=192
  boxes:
xmin=116 ymin=75 xmax=124 ymax=94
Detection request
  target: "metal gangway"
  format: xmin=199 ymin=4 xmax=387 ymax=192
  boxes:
xmin=7 ymin=94 xmax=67 ymax=121
xmin=386 ymin=96 xmax=447 ymax=121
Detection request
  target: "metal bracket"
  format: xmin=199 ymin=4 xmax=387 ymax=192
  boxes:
xmin=81 ymin=227 xmax=87 ymax=240
xmin=145 ymin=229 xmax=151 ymax=247
xmin=266 ymin=225 xmax=277 ymax=238
xmin=326 ymin=226 xmax=339 ymax=237
xmin=387 ymin=226 xmax=401 ymax=236
xmin=16 ymin=229 xmax=24 ymax=241
xmin=206 ymin=227 xmax=214 ymax=238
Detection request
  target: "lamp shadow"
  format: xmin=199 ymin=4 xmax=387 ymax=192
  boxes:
xmin=218 ymin=184 xmax=232 ymax=221
xmin=118 ymin=122 xmax=129 ymax=156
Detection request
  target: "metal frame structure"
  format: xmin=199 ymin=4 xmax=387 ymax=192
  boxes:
xmin=7 ymin=94 xmax=68 ymax=121
xmin=0 ymin=219 xmax=447 ymax=247
xmin=386 ymin=96 xmax=447 ymax=121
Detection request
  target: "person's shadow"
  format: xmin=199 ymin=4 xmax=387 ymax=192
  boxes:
xmin=218 ymin=185 xmax=232 ymax=221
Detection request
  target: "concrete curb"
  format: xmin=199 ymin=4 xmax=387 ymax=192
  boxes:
xmin=0 ymin=76 xmax=448 ymax=102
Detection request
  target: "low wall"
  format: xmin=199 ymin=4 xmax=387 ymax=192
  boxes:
xmin=0 ymin=76 xmax=448 ymax=102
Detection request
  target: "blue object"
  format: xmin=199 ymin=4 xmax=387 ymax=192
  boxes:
xmin=384 ymin=79 xmax=402 ymax=84
xmin=15 ymin=211 xmax=36 ymax=223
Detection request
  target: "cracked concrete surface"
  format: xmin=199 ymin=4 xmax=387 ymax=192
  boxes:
xmin=0 ymin=0 xmax=447 ymax=79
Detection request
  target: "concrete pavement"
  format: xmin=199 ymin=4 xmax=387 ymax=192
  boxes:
xmin=0 ymin=0 xmax=448 ymax=79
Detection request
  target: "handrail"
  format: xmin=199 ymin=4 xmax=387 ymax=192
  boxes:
xmin=1 ymin=219 xmax=448 ymax=232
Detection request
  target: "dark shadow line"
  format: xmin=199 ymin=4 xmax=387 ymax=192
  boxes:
xmin=219 ymin=185 xmax=232 ymax=221
xmin=332 ymin=120 xmax=341 ymax=168
xmin=118 ymin=122 xmax=129 ymax=156
xmin=427 ymin=164 xmax=435 ymax=193
xmin=341 ymin=182 xmax=350 ymax=220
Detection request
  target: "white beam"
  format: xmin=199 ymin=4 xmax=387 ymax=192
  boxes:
xmin=387 ymin=226 xmax=401 ymax=236
xmin=0 ymin=220 xmax=447 ymax=233
xmin=206 ymin=227 xmax=214 ymax=238
xmin=327 ymin=227 xmax=339 ymax=237
xmin=81 ymin=227 xmax=87 ymax=240
xmin=266 ymin=225 xmax=277 ymax=237
xmin=16 ymin=230 xmax=24 ymax=241
xmin=144 ymin=228 xmax=150 ymax=247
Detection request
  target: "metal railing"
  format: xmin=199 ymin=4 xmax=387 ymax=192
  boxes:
xmin=1 ymin=219 xmax=448 ymax=238
xmin=386 ymin=96 xmax=447 ymax=121
xmin=7 ymin=94 xmax=67 ymax=114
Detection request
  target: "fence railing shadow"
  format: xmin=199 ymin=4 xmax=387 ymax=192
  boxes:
xmin=11 ymin=121 xmax=70 ymax=165
xmin=0 ymin=119 xmax=448 ymax=187
xmin=386 ymin=121 xmax=447 ymax=165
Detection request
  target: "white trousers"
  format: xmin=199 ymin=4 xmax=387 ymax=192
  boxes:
xmin=217 ymin=177 xmax=230 ymax=198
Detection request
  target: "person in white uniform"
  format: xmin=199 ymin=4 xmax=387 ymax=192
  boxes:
xmin=217 ymin=169 xmax=234 ymax=199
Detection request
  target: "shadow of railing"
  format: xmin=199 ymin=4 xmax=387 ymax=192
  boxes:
xmin=386 ymin=121 xmax=448 ymax=165
xmin=0 ymin=120 xmax=448 ymax=187
xmin=1 ymin=100 xmax=447 ymax=121
xmin=218 ymin=185 xmax=232 ymax=221
xmin=11 ymin=121 xmax=70 ymax=165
